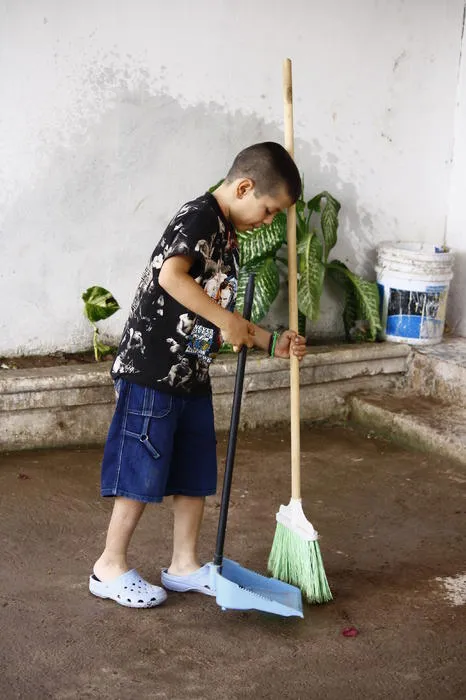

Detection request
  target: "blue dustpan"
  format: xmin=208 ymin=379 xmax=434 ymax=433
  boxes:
xmin=211 ymin=275 xmax=303 ymax=619
xmin=210 ymin=559 xmax=303 ymax=617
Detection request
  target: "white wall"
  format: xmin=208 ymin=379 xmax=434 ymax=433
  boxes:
xmin=1 ymin=0 xmax=465 ymax=355
xmin=447 ymin=5 xmax=466 ymax=338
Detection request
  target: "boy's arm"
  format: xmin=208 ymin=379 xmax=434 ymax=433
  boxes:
xmin=250 ymin=325 xmax=273 ymax=351
xmin=159 ymin=256 xmax=255 ymax=349
xmin=251 ymin=323 xmax=307 ymax=360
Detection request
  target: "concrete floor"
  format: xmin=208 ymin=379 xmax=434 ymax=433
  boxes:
xmin=1 ymin=423 xmax=465 ymax=700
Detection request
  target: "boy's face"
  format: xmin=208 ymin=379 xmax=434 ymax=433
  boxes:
xmin=229 ymin=179 xmax=292 ymax=232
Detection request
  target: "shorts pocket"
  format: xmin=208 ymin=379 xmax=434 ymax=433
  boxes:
xmin=123 ymin=385 xmax=174 ymax=459
xmin=126 ymin=385 xmax=173 ymax=418
xmin=149 ymin=391 xmax=173 ymax=418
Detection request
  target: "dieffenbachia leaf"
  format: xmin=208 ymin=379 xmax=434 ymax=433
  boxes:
xmin=236 ymin=257 xmax=280 ymax=323
xmin=297 ymin=231 xmax=325 ymax=321
xmin=306 ymin=191 xmax=341 ymax=262
xmin=327 ymin=260 xmax=381 ymax=341
xmin=208 ymin=179 xmax=224 ymax=193
xmin=238 ymin=212 xmax=287 ymax=267
xmin=296 ymin=195 xmax=308 ymax=243
xmin=320 ymin=192 xmax=341 ymax=261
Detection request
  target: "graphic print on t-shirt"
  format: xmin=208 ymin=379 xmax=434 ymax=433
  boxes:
xmin=186 ymin=325 xmax=214 ymax=359
xmin=204 ymin=271 xmax=237 ymax=312
xmin=111 ymin=192 xmax=239 ymax=396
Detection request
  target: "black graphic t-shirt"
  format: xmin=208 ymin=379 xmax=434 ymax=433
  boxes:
xmin=111 ymin=192 xmax=239 ymax=396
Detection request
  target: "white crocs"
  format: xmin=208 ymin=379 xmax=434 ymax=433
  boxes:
xmin=161 ymin=564 xmax=216 ymax=596
xmin=89 ymin=569 xmax=167 ymax=608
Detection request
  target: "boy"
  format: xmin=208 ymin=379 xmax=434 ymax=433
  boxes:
xmin=90 ymin=142 xmax=307 ymax=608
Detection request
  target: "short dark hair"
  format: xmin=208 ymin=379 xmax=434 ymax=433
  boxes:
xmin=225 ymin=142 xmax=301 ymax=203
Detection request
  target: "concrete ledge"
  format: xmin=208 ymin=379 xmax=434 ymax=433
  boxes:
xmin=408 ymin=338 xmax=466 ymax=408
xmin=0 ymin=343 xmax=410 ymax=451
xmin=349 ymin=392 xmax=466 ymax=466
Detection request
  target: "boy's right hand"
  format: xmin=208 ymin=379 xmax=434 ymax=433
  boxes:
xmin=221 ymin=311 xmax=255 ymax=351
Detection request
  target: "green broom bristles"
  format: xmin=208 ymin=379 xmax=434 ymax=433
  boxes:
xmin=268 ymin=522 xmax=332 ymax=604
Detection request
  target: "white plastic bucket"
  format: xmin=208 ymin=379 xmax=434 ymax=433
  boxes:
xmin=376 ymin=242 xmax=454 ymax=346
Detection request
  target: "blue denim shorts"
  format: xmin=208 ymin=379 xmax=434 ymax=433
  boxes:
xmin=101 ymin=379 xmax=217 ymax=503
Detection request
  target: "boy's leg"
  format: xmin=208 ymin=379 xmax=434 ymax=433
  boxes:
xmin=168 ymin=495 xmax=205 ymax=575
xmin=94 ymin=496 xmax=146 ymax=582
xmin=97 ymin=382 xmax=177 ymax=586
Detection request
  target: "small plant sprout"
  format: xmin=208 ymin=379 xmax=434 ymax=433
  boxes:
xmin=82 ymin=286 xmax=120 ymax=361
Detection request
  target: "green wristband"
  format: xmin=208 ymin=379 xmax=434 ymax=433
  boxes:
xmin=270 ymin=331 xmax=279 ymax=358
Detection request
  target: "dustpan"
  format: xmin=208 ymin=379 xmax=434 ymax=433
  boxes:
xmin=213 ymin=558 xmax=303 ymax=617
xmin=208 ymin=274 xmax=303 ymax=618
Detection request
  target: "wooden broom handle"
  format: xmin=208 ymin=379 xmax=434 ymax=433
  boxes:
xmin=283 ymin=58 xmax=301 ymax=500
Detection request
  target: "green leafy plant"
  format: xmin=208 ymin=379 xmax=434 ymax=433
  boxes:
xmin=82 ymin=286 xmax=120 ymax=360
xmin=233 ymin=188 xmax=381 ymax=342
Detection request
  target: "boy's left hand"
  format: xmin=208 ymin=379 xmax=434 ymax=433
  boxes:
xmin=274 ymin=331 xmax=307 ymax=360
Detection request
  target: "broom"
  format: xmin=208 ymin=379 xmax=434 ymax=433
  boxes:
xmin=267 ymin=58 xmax=332 ymax=604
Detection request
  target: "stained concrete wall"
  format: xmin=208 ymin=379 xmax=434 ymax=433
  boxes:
xmin=1 ymin=0 xmax=465 ymax=355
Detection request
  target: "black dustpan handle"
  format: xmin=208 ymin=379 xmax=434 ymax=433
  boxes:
xmin=213 ymin=274 xmax=255 ymax=568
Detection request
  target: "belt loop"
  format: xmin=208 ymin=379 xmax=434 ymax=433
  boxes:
xmin=143 ymin=387 xmax=154 ymax=415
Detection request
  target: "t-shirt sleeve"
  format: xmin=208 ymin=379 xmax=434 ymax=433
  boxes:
xmin=162 ymin=203 xmax=217 ymax=274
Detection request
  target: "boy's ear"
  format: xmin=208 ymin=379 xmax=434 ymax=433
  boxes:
xmin=236 ymin=178 xmax=255 ymax=199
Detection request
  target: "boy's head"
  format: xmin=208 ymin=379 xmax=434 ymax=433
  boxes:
xmin=220 ymin=142 xmax=301 ymax=232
